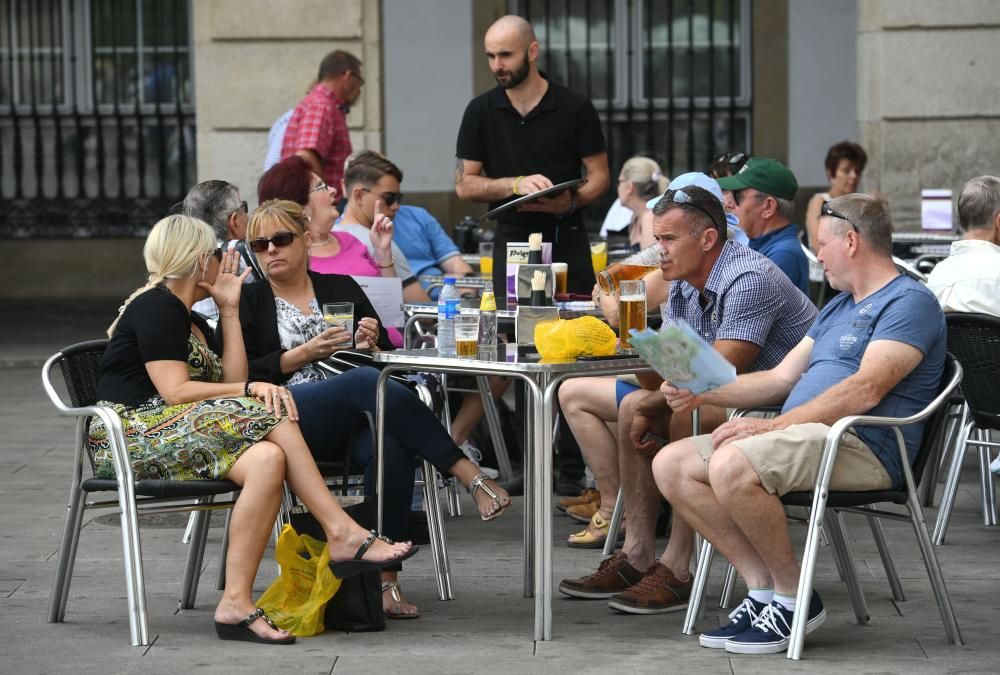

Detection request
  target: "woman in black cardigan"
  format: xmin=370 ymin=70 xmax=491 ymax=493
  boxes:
xmin=238 ymin=200 xmax=510 ymax=619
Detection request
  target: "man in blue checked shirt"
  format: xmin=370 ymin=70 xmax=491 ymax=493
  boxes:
xmin=657 ymin=193 xmax=946 ymax=655
xmin=559 ymin=184 xmax=817 ymax=615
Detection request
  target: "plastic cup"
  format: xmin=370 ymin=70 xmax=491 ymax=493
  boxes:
xmin=479 ymin=242 xmax=494 ymax=275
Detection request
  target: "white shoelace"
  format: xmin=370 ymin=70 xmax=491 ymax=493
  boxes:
xmin=750 ymin=603 xmax=791 ymax=637
xmin=727 ymin=597 xmax=763 ymax=626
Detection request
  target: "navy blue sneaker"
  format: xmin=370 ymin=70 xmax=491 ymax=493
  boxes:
xmin=699 ymin=596 xmax=768 ymax=648
xmin=724 ymin=591 xmax=826 ymax=655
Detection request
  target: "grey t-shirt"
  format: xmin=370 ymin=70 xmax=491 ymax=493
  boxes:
xmin=783 ymin=275 xmax=946 ymax=486
xmin=333 ymin=221 xmax=416 ymax=282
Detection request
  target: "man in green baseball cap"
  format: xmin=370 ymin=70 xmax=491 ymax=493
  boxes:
xmin=717 ymin=157 xmax=809 ymax=294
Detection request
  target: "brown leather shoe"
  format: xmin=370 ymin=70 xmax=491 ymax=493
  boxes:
xmin=557 ymin=488 xmax=600 ymax=513
xmin=607 ymin=562 xmax=693 ymax=614
xmin=558 ymin=552 xmax=645 ymax=599
xmin=566 ymin=500 xmax=599 ymax=523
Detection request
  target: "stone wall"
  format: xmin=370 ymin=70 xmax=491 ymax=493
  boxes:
xmin=191 ymin=0 xmax=383 ymax=209
xmin=858 ymin=0 xmax=1000 ymax=228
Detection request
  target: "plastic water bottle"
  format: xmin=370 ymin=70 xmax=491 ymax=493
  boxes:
xmin=479 ymin=280 xmax=498 ymax=352
xmin=437 ymin=276 xmax=460 ymax=356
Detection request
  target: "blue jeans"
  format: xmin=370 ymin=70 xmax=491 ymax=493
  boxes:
xmin=290 ymin=366 xmax=464 ymax=546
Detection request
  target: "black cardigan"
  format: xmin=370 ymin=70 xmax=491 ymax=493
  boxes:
xmin=239 ymin=271 xmax=394 ymax=385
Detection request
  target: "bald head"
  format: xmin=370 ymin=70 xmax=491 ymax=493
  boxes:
xmin=486 ymin=15 xmax=537 ymax=49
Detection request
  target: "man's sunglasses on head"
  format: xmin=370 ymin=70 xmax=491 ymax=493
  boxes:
xmin=820 ymin=202 xmax=860 ymax=232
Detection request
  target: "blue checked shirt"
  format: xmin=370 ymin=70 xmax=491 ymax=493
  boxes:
xmin=665 ymin=241 xmax=817 ymax=371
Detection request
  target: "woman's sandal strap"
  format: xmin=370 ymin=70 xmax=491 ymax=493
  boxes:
xmin=470 ymin=473 xmax=499 ymax=501
xmin=241 ymin=607 xmax=277 ymax=630
xmin=353 ymin=530 xmax=378 ymax=560
xmin=381 ymin=580 xmax=402 ymax=603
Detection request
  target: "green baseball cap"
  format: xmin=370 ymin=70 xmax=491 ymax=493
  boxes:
xmin=716 ymin=157 xmax=798 ymax=201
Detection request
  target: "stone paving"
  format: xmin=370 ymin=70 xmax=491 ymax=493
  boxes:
xmin=1 ymin=300 xmax=998 ymax=674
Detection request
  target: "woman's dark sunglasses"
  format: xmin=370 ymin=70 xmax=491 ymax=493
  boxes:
xmin=249 ymin=231 xmax=298 ymax=253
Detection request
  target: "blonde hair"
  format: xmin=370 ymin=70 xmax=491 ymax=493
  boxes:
xmin=107 ymin=214 xmax=217 ymax=337
xmin=245 ymin=200 xmax=310 ymax=281
xmin=620 ymin=157 xmax=669 ymax=200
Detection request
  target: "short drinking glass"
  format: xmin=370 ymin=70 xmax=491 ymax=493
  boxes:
xmin=454 ymin=308 xmax=481 ymax=358
xmin=322 ymin=302 xmax=354 ymax=348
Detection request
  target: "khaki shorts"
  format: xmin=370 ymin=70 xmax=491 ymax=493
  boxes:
xmin=690 ymin=423 xmax=892 ymax=496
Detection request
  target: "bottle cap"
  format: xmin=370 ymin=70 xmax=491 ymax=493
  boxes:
xmin=444 ymin=276 xmax=456 ymax=284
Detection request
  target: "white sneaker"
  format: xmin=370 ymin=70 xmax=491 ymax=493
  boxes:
xmin=460 ymin=441 xmax=499 ymax=480
xmin=990 ymin=452 xmax=1000 ymax=476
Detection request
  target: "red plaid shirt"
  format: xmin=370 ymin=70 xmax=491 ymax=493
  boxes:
xmin=281 ymin=84 xmax=352 ymax=189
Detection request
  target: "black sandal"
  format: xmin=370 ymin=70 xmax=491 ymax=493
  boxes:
xmin=328 ymin=530 xmax=419 ymax=579
xmin=214 ymin=607 xmax=296 ymax=645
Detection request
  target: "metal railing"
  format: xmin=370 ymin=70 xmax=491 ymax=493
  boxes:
xmin=0 ymin=0 xmax=195 ymax=238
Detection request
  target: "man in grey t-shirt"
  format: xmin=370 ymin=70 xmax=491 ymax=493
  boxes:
xmin=656 ymin=194 xmax=946 ymax=655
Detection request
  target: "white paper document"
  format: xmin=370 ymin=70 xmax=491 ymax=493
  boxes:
xmin=353 ymin=276 xmax=405 ymax=328
xmin=921 ymin=189 xmax=953 ymax=231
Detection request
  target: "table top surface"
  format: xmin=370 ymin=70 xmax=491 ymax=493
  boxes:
xmin=374 ymin=346 xmax=649 ymax=374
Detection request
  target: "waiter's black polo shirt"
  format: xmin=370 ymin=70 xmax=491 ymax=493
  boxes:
xmin=456 ymin=76 xmax=606 ymax=230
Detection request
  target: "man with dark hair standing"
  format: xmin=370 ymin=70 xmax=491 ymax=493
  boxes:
xmin=281 ymin=50 xmax=363 ymax=193
xmin=455 ymin=14 xmax=610 ymax=301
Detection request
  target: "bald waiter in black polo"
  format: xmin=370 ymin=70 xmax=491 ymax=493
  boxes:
xmin=455 ymin=14 xmax=610 ymax=302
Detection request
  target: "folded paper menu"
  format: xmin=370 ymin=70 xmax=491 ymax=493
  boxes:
xmin=628 ymin=319 xmax=736 ymax=394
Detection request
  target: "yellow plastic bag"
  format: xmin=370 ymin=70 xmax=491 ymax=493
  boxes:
xmin=534 ymin=316 xmax=617 ymax=360
xmin=256 ymin=524 xmax=342 ymax=637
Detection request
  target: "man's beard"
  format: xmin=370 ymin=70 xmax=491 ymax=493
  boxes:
xmin=496 ymin=53 xmax=530 ymax=90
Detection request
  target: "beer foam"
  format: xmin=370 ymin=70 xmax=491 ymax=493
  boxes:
xmin=619 ymin=294 xmax=646 ymax=302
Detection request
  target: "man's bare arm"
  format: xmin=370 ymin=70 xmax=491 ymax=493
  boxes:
xmin=455 ymin=158 xmax=525 ymax=202
xmin=574 ymin=152 xmax=610 ymax=208
xmin=440 ymin=254 xmax=474 ymax=277
xmin=294 ymin=149 xmax=323 ymax=177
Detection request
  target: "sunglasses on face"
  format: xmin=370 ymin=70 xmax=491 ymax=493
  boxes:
xmin=821 ymin=202 xmax=860 ymax=233
xmin=361 ymin=187 xmax=404 ymax=207
xmin=732 ymin=188 xmax=762 ymax=207
xmin=249 ymin=231 xmax=298 ymax=253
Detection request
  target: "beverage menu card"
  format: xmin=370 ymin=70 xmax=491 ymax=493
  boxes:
xmin=352 ymin=276 xmax=405 ymax=328
xmin=628 ymin=319 xmax=736 ymax=394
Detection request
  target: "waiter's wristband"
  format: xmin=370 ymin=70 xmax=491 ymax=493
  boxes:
xmin=512 ymin=175 xmax=525 ymax=196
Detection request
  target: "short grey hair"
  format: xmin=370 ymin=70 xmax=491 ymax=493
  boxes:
xmin=774 ymin=196 xmax=795 ymax=220
xmin=957 ymin=175 xmax=1000 ymax=232
xmin=182 ymin=180 xmax=241 ymax=240
xmin=825 ymin=193 xmax=893 ymax=257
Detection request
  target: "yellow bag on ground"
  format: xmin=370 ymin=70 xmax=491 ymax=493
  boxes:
xmin=534 ymin=316 xmax=617 ymax=360
xmin=256 ymin=524 xmax=342 ymax=636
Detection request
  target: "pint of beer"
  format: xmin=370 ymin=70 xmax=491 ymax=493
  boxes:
xmin=552 ymin=262 xmax=568 ymax=295
xmin=597 ymin=243 xmax=662 ymax=295
xmin=618 ymin=280 xmax=647 ymax=349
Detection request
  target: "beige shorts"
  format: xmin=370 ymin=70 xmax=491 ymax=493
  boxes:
xmin=690 ymin=423 xmax=892 ymax=496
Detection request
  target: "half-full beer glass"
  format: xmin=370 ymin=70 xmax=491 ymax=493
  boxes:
xmin=597 ymin=243 xmax=661 ymax=295
xmin=618 ymin=280 xmax=646 ymax=349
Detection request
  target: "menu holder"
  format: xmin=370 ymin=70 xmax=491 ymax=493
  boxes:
xmin=480 ymin=178 xmax=588 ymax=221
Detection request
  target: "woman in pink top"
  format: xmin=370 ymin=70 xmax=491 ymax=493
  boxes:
xmin=259 ymin=157 xmax=403 ymax=346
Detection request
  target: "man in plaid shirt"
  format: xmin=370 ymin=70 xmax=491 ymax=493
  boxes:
xmin=281 ymin=50 xmax=364 ymax=192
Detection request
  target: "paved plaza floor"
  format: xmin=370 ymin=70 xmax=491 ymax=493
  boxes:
xmin=1 ymin=299 xmax=998 ymax=674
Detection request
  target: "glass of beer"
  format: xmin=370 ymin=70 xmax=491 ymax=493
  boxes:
xmin=454 ymin=308 xmax=480 ymax=357
xmin=479 ymin=242 xmax=494 ymax=276
xmin=596 ymin=243 xmax=662 ymax=295
xmin=552 ymin=262 xmax=568 ymax=295
xmin=322 ymin=302 xmax=354 ymax=348
xmin=618 ymin=280 xmax=646 ymax=350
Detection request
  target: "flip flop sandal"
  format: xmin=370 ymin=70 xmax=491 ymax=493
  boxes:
xmin=470 ymin=473 xmax=512 ymax=521
xmin=215 ymin=607 xmax=297 ymax=644
xmin=329 ymin=531 xmax=419 ymax=579
xmin=567 ymin=512 xmax=626 ymax=549
xmin=382 ymin=581 xmax=421 ymax=620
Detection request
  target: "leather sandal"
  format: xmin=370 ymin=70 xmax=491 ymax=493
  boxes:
xmin=381 ymin=581 xmax=421 ymax=620
xmin=567 ymin=512 xmax=625 ymax=549
xmin=214 ymin=607 xmax=296 ymax=644
xmin=470 ymin=473 xmax=512 ymax=521
xmin=329 ymin=530 xmax=419 ymax=579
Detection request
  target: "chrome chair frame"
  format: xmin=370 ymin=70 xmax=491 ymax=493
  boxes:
xmin=42 ymin=340 xmax=239 ymax=647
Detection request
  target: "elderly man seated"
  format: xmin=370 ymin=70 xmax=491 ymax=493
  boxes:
xmin=926 ymin=175 xmax=1000 ymax=316
xmin=558 ymin=182 xmax=816 ymax=611
xmin=653 ymin=193 xmax=946 ymax=654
